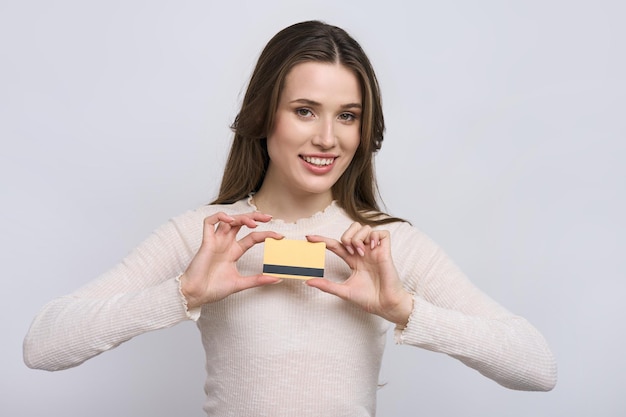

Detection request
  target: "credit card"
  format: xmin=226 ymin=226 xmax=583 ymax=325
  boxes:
xmin=262 ymin=238 xmax=326 ymax=280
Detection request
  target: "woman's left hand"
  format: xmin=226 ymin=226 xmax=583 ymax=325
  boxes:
xmin=306 ymin=223 xmax=413 ymax=326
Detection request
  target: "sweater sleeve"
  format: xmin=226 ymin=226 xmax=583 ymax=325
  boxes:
xmin=23 ymin=210 xmax=205 ymax=371
xmin=390 ymin=222 xmax=557 ymax=391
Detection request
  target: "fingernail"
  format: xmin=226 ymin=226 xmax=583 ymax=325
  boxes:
xmin=357 ymin=247 xmax=365 ymax=257
xmin=346 ymin=246 xmax=355 ymax=255
xmin=371 ymin=240 xmax=376 ymax=250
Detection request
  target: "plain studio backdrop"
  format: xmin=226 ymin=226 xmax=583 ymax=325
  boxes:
xmin=1 ymin=1 xmax=624 ymax=416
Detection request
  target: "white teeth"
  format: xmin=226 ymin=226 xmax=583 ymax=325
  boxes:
xmin=302 ymin=156 xmax=334 ymax=166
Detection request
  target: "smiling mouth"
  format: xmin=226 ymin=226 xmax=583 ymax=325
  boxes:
xmin=300 ymin=156 xmax=335 ymax=167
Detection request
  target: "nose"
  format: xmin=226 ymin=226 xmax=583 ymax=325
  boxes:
xmin=312 ymin=118 xmax=337 ymax=149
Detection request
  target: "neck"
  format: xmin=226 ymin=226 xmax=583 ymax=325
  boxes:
xmin=253 ymin=186 xmax=333 ymax=223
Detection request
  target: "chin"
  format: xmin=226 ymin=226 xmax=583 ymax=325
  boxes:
xmin=297 ymin=182 xmax=337 ymax=196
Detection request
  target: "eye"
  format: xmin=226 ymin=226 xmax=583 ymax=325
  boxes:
xmin=338 ymin=112 xmax=357 ymax=122
xmin=295 ymin=108 xmax=314 ymax=118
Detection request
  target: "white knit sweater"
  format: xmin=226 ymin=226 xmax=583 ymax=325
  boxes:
xmin=23 ymin=197 xmax=557 ymax=416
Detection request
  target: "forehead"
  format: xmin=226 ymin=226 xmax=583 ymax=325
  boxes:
xmin=281 ymin=62 xmax=362 ymax=104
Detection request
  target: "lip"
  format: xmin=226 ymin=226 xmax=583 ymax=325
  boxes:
xmin=299 ymin=154 xmax=338 ymax=174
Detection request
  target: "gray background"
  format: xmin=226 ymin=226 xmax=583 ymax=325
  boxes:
xmin=2 ymin=0 xmax=624 ymax=416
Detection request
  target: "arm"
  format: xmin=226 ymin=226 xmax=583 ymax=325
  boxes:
xmin=306 ymin=221 xmax=557 ymax=391
xmin=23 ymin=209 xmax=283 ymax=372
xmin=391 ymin=222 xmax=557 ymax=391
xmin=23 ymin=211 xmax=203 ymax=371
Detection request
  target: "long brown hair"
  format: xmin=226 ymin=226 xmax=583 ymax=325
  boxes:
xmin=212 ymin=20 xmax=404 ymax=226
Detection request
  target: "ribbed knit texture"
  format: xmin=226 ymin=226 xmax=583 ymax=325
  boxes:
xmin=24 ymin=197 xmax=556 ymax=416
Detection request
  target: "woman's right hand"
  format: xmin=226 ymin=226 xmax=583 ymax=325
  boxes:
xmin=180 ymin=211 xmax=283 ymax=309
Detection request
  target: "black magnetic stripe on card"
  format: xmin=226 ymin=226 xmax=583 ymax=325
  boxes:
xmin=262 ymin=264 xmax=324 ymax=277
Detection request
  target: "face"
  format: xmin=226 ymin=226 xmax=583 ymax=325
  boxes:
xmin=263 ymin=62 xmax=362 ymax=200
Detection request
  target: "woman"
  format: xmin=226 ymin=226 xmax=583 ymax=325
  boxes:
xmin=24 ymin=21 xmax=557 ymax=416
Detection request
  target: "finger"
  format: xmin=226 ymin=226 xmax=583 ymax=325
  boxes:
xmin=349 ymin=225 xmax=372 ymax=257
xmin=368 ymin=229 xmax=386 ymax=250
xmin=216 ymin=212 xmax=273 ymax=236
xmin=202 ymin=212 xmax=235 ymax=241
xmin=214 ymin=211 xmax=269 ymax=235
xmin=204 ymin=212 xmax=235 ymax=227
xmin=228 ymin=211 xmax=274 ymax=228
xmin=233 ymin=274 xmax=282 ymax=293
xmin=340 ymin=222 xmax=362 ymax=256
xmin=214 ymin=218 xmax=241 ymax=236
xmin=305 ymin=278 xmax=350 ymax=300
xmin=247 ymin=211 xmax=273 ymax=223
xmin=238 ymin=231 xmax=284 ymax=252
xmin=372 ymin=230 xmax=390 ymax=250
xmin=306 ymin=235 xmax=351 ymax=262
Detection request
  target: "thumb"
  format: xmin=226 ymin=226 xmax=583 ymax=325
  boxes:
xmin=305 ymin=278 xmax=349 ymax=300
xmin=229 ymin=274 xmax=283 ymax=295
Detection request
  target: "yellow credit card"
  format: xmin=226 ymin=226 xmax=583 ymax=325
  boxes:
xmin=263 ymin=238 xmax=326 ymax=280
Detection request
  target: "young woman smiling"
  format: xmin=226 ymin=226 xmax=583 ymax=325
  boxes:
xmin=24 ymin=20 xmax=557 ymax=416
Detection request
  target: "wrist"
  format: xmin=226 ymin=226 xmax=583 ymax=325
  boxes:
xmin=179 ymin=273 xmax=203 ymax=310
xmin=391 ymin=290 xmax=414 ymax=327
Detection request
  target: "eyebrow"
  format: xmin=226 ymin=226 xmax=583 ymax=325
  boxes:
xmin=289 ymin=98 xmax=362 ymax=110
